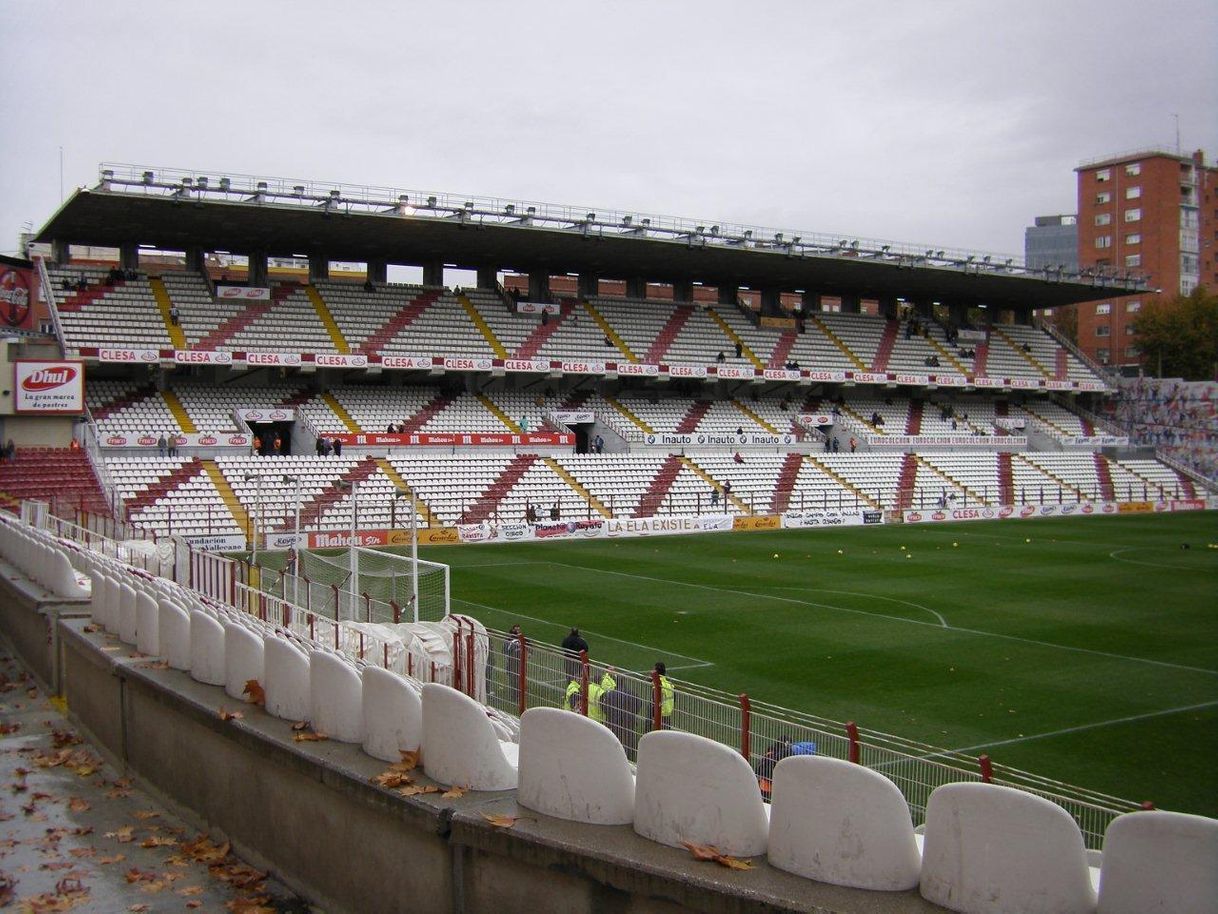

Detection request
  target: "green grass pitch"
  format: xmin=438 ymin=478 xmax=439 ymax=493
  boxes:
xmin=418 ymin=512 xmax=1218 ymax=817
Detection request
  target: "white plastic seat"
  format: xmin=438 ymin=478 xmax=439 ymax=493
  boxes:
xmin=517 ymin=707 xmax=634 ymax=825
xmin=188 ymin=610 xmax=226 ymax=686
xmin=361 ymin=666 xmax=422 ymax=762
xmin=158 ymin=599 xmax=191 ymax=670
xmin=633 ymin=730 xmax=768 ymax=857
xmin=310 ymin=651 xmax=365 ymax=744
xmin=420 ymin=683 xmax=518 ymax=791
xmin=224 ymin=622 xmax=264 ymax=701
xmin=1097 ymin=810 xmax=1218 ymax=913
xmin=920 ymin=782 xmax=1096 ymax=914
xmin=767 ymin=756 xmax=921 ymax=890
xmin=264 ymin=636 xmax=311 ymax=721
xmin=135 ymin=591 xmax=160 ymax=656
xmin=117 ymin=583 xmax=139 ymax=645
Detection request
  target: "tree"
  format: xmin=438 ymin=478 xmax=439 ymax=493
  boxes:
xmin=1047 ymin=305 xmax=1077 ymax=344
xmin=1132 ymin=286 xmax=1217 ymax=380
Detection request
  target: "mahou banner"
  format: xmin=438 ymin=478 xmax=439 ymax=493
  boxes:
xmin=14 ymin=360 xmax=84 ymax=414
xmin=0 ymin=264 xmax=35 ymax=330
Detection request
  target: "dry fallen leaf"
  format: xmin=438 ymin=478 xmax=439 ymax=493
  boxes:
xmin=177 ymin=885 xmax=204 ymax=897
xmin=441 ymin=786 xmax=468 ymax=799
xmin=682 ymin=841 xmax=721 ymax=862
xmin=290 ymin=720 xmax=309 ymax=731
xmin=291 ymin=729 xmax=328 ymax=743
xmin=372 ymin=771 xmax=413 ymax=789
xmin=242 ymin=680 xmax=266 ymax=707
xmin=715 ymin=854 xmax=754 ymax=870
xmin=97 ymin=853 xmax=127 ymax=865
xmin=67 ymin=797 xmax=90 ymax=814
xmin=398 ymin=784 xmax=441 ymax=797
xmin=218 ymin=708 xmax=244 ymax=722
xmin=140 ymin=836 xmax=177 ymax=848
xmin=397 ymin=748 xmax=421 ymax=770
xmin=483 ymin=813 xmax=520 ymax=829
xmin=133 ymin=811 xmax=160 ymax=821
xmin=129 ymin=904 xmax=150 ymax=912
xmin=180 ymin=836 xmax=230 ymax=866
xmin=138 ymin=660 xmax=170 ymax=671
xmin=105 ymin=826 xmax=135 ymax=844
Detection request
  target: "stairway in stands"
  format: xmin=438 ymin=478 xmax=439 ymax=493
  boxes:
xmin=1079 ymin=416 xmax=1096 ymax=435
xmin=92 ymin=382 xmax=157 ymax=421
xmin=895 ymin=453 xmax=918 ymax=509
xmin=123 ymin=458 xmax=204 ymax=515
xmin=972 ymin=338 xmax=989 ymax=376
xmin=767 ymin=329 xmax=798 ymax=369
xmin=514 ymin=300 xmax=573 ymax=359
xmin=399 ymin=392 xmax=455 ymax=435
xmin=357 ymin=289 xmax=442 ymax=356
xmin=195 ymin=288 xmax=280 ymax=350
xmin=0 ymin=448 xmax=111 ymax=517
xmin=870 ymin=319 xmax=899 ymax=371
xmin=1093 ymin=454 xmax=1115 ymax=501
xmin=770 ymin=453 xmax=803 ymax=514
xmin=905 ymin=400 xmax=924 ymax=435
xmin=997 ymin=453 xmax=1015 ymax=504
xmin=286 ymin=458 xmax=382 ymax=532
xmin=643 ymin=305 xmax=694 ymax=363
xmin=635 ymin=455 xmax=683 ymax=518
xmin=462 ymin=455 xmax=538 ymax=523
xmin=1055 ymin=349 xmax=1069 ymax=381
xmin=675 ymin=401 xmax=712 ymax=433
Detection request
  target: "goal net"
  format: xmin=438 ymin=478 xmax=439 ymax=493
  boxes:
xmin=282 ymin=546 xmax=450 ymax=623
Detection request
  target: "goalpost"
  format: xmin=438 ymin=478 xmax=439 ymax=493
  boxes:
xmin=293 ymin=546 xmax=450 ymax=624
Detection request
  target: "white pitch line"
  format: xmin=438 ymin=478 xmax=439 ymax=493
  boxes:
xmin=769 ymin=586 xmax=948 ymax=627
xmin=942 ymin=700 xmax=1218 ymax=756
xmin=540 ymin=561 xmax=1218 ymax=677
xmin=451 ymin=597 xmax=715 ymax=670
xmin=1107 ymin=547 xmax=1213 ymax=572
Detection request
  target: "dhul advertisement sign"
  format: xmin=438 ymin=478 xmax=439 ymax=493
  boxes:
xmin=14 ymin=360 xmax=85 ymax=414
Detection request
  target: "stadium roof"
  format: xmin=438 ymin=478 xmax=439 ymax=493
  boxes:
xmin=34 ymin=164 xmax=1146 ymax=311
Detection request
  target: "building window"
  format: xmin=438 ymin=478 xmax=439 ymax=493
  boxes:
xmin=1126 ymin=300 xmax=1141 ymax=313
xmin=1096 ymin=169 xmax=1111 ymax=182
xmin=1125 ymin=163 xmax=1141 ymax=176
xmin=1095 ymin=191 xmax=1112 ymax=205
xmin=1125 ymin=186 xmax=1141 ymax=200
xmin=1124 ymin=208 xmax=1141 ymax=222
xmin=1125 ymin=233 xmax=1141 ymax=245
xmin=1126 ymin=324 xmax=1138 ymax=336
xmin=1125 ymin=254 xmax=1142 ymax=267
xmin=1097 ymin=347 xmax=1110 ymax=362
xmin=1096 ymin=325 xmax=1111 ymax=337
xmin=1095 ymin=235 xmax=1112 ymax=249
xmin=1094 ymin=213 xmax=1111 ymax=226
xmin=1095 ymin=303 xmax=1111 ymax=315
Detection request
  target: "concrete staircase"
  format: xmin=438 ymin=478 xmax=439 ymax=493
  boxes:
xmin=124 ymin=458 xmax=204 ymax=515
xmin=972 ymin=339 xmax=989 ymax=376
xmin=643 ymin=305 xmax=694 ymax=363
xmin=895 ymin=453 xmax=918 ymax=509
xmin=767 ymin=329 xmax=798 ymax=369
xmin=150 ymin=277 xmax=187 ymax=349
xmin=997 ymin=453 xmax=1015 ymax=504
xmin=195 ymin=287 xmax=280 ymax=350
xmin=634 ymin=455 xmax=683 ymax=518
xmin=1094 ymin=454 xmax=1116 ymax=501
xmin=905 ymin=400 xmax=924 ymax=435
xmin=770 ymin=453 xmax=803 ymax=514
xmin=357 ymin=289 xmax=441 ymax=357
xmin=289 ymin=458 xmax=382 ymax=532
xmin=202 ymin=461 xmax=249 ymax=534
xmin=400 ymin=393 xmax=455 ymax=435
xmin=514 ymin=300 xmax=573 ymax=359
xmin=870 ymin=320 xmax=898 ymax=372
xmin=307 ymin=286 xmax=350 ymax=353
xmin=675 ymin=401 xmax=712 ymax=434
xmin=462 ymin=455 xmax=538 ymax=523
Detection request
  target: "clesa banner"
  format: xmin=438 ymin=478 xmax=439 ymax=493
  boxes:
xmin=14 ymin=360 xmax=84 ymax=414
xmin=897 ymin=500 xmax=1200 ymax=524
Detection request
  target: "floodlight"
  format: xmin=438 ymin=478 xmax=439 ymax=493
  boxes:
xmin=504 ymin=204 xmax=515 ymax=215
xmin=219 ymin=177 xmax=231 ymax=192
xmin=256 ymin=181 xmax=267 ymax=193
xmin=196 ymin=176 xmax=209 ymax=189
xmin=142 ymin=171 xmax=154 ymax=184
xmin=293 ymin=185 xmax=305 ymax=196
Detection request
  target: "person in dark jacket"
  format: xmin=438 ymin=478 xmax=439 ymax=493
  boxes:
xmin=502 ymin=624 xmax=524 ymax=706
xmin=755 ymin=735 xmax=793 ymax=800
xmin=561 ymin=627 xmax=588 ymax=679
xmin=601 ymin=678 xmax=643 ymax=754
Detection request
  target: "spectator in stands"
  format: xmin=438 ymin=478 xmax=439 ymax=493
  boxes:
xmin=716 ymin=350 xmax=726 ymax=363
xmin=602 ymin=336 xmax=612 ymax=347
xmin=167 ymin=435 xmax=178 ymax=458
xmin=755 ymin=734 xmax=792 ymax=801
xmin=736 ymin=426 xmax=744 ymax=436
xmin=724 ymin=481 xmax=732 ymax=499
xmin=315 ymin=437 xmax=325 ymax=457
xmin=735 ymin=341 xmax=743 ymax=358
xmin=332 ymin=438 xmax=342 ymax=456
xmin=169 ymin=304 xmax=180 ymax=326
xmin=157 ymin=433 xmax=168 ymax=457
xmin=565 ymin=666 xmax=616 ymax=724
xmin=733 ymin=451 xmax=745 ymax=464
xmin=601 ymin=678 xmax=642 ymax=753
xmin=541 ymin=309 xmax=549 ymax=326
xmin=363 ymin=278 xmax=375 ymax=293
xmin=549 ymin=501 xmax=559 ymax=521
xmin=849 ymin=436 xmax=857 ymax=453
xmin=68 ymin=437 xmax=80 ymax=451
xmin=561 ymin=627 xmax=589 ymax=680
xmin=253 ymin=434 xmax=263 ymax=455
xmin=4 ymin=440 xmax=14 ymax=461
xmin=525 ymin=503 xmax=537 ymax=525
xmin=832 ymin=436 xmax=841 ymax=452
xmin=593 ymin=434 xmax=604 ymax=454
xmin=710 ymin=487 xmax=719 ymax=507
xmin=519 ymin=416 xmax=530 ymax=433
xmin=503 ymin=624 xmax=524 ymax=706
xmin=386 ymin=423 xmax=395 ymax=434
xmin=650 ymin=662 xmax=674 ymax=730
xmin=273 ymin=434 xmax=283 ymax=455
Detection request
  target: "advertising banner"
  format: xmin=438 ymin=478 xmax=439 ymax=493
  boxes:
xmin=806 ymin=370 xmax=848 ymax=383
xmin=714 ymin=365 xmax=756 ymax=379
xmin=216 ymin=286 xmax=270 ymax=301
xmin=560 ymin=360 xmax=606 ymax=374
xmin=380 ymin=355 xmax=437 ymax=370
xmin=617 ymin=362 xmax=659 ymax=376
xmin=182 ymin=533 xmax=247 ymax=552
xmin=606 ymin=514 xmax=733 ymax=537
xmin=667 ymin=364 xmax=708 ymax=378
xmin=763 ymin=369 xmax=801 ymax=382
xmin=174 ymin=349 xmax=233 ymax=365
xmin=442 ymin=356 xmax=494 ymax=372
xmin=1059 ymin=435 xmax=1130 ymax=446
xmin=894 ymin=373 xmax=932 ymax=386
xmin=240 ymin=351 xmax=302 ymax=368
xmin=799 ymin=414 xmax=833 ymax=427
xmin=957 ymin=329 xmax=987 ymax=343
xmin=643 ymin=432 xmax=795 ymax=447
xmin=99 ymin=432 xmax=251 ymax=449
xmin=551 ymin=411 xmax=595 ymax=425
xmin=0 ymin=264 xmax=35 ymax=330
xmin=98 ymin=348 xmax=161 ymax=364
xmin=331 ymin=431 xmax=573 ymax=447
xmin=1169 ymin=499 xmax=1205 ymax=511
xmin=236 ymin=408 xmax=294 ymax=423
xmin=781 ymin=510 xmax=875 ymax=528
xmin=515 ymin=301 xmax=560 ymax=315
xmin=852 ymin=372 xmax=889 ymax=385
xmin=314 ymin=353 xmax=369 ymax=368
xmin=933 ymin=374 xmax=968 ymax=387
xmin=531 ymin=519 xmax=606 ymax=540
xmin=14 ymin=360 xmax=85 ymax=414
xmin=504 ymin=359 xmax=551 ymax=373
xmin=868 ymin=434 xmax=1027 ymax=448
xmin=732 ymin=515 xmax=781 ymax=531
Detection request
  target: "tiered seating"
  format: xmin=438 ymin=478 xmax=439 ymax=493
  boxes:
xmin=222 ymin=282 xmax=336 ymax=353
xmin=158 ymin=270 xmax=214 ymax=339
xmin=87 ymin=379 xmax=177 ymax=437
xmin=381 ymin=290 xmax=495 ymax=357
xmin=1001 ymin=323 xmax=1095 ymax=382
xmin=815 ymin=454 xmax=946 ymax=509
xmin=557 ymin=455 xmax=667 ymax=518
xmin=317 ymin=280 xmax=427 ymax=354
xmin=172 ymin=383 xmax=306 ymax=432
xmin=885 ymin=320 xmax=963 ymax=375
xmin=711 ymin=305 xmax=777 ymax=367
xmin=788 ymin=456 xmax=874 ymax=510
xmin=1114 ymin=459 xmax=1191 ymax=498
xmin=531 ymin=301 xmax=612 ymax=361
xmin=0 ymin=448 xmax=111 ymax=517
xmin=387 ymin=455 xmax=511 ymax=525
xmin=1017 ymin=453 xmax=1104 ymax=500
xmin=918 ymin=453 xmax=1002 ymax=505
xmin=693 ymin=454 xmax=784 ymax=512
xmin=109 ymin=456 xmax=237 ymax=535
xmin=1020 ymin=401 xmax=1092 ymax=439
xmin=836 ymin=395 xmax=910 ymax=436
xmin=47 ymin=266 xmax=171 ymax=350
xmin=461 ymin=288 xmax=526 ymax=356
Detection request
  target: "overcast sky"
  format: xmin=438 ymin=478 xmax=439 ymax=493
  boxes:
xmin=2 ymin=0 xmax=1215 ymax=263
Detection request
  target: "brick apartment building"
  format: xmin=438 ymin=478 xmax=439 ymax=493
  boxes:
xmin=1074 ymin=148 xmax=1216 ymax=370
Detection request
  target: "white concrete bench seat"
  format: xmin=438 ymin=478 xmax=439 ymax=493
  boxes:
xmin=421 ymin=683 xmax=518 ymax=791
xmin=1097 ymin=809 xmax=1218 ymax=914
xmin=362 ymin=666 xmax=423 ymax=763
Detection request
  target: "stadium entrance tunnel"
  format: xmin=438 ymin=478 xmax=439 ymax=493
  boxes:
xmin=247 ymin=420 xmax=294 ymax=456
